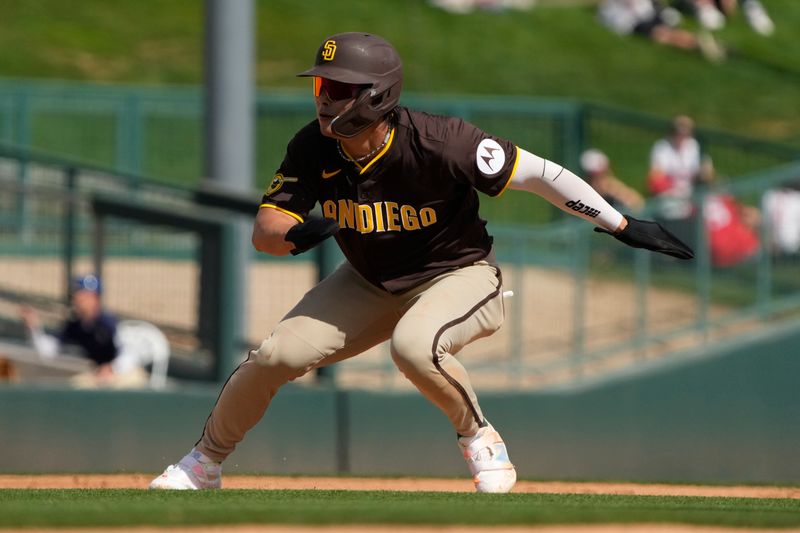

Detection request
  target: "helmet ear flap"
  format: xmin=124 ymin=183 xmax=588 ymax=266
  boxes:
xmin=369 ymin=90 xmax=386 ymax=108
xmin=330 ymin=90 xmax=378 ymax=138
xmin=330 ymin=79 xmax=401 ymax=138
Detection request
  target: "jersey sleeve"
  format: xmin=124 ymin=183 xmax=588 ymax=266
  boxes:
xmin=260 ymin=134 xmax=318 ymax=221
xmin=440 ymin=117 xmax=519 ymax=197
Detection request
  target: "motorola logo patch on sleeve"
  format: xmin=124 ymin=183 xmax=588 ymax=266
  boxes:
xmin=476 ymin=138 xmax=505 ymax=176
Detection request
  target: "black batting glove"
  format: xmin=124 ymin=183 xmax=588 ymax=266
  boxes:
xmin=284 ymin=217 xmax=340 ymax=256
xmin=594 ymin=215 xmax=694 ymax=260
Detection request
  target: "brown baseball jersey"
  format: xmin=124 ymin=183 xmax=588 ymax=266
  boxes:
xmin=261 ymin=106 xmax=519 ymax=293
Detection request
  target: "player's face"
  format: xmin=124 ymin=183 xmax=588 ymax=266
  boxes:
xmin=312 ymin=77 xmax=366 ymax=138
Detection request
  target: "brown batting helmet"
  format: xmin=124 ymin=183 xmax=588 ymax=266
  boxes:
xmin=298 ymin=32 xmax=403 ymax=137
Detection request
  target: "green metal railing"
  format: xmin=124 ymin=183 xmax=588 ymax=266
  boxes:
xmin=2 ymin=78 xmax=798 ymax=224
xmin=2 ymin=80 xmax=800 ymax=388
xmin=2 ymin=148 xmax=800 ymax=387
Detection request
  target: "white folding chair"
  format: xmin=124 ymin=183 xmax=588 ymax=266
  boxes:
xmin=116 ymin=320 xmax=171 ymax=389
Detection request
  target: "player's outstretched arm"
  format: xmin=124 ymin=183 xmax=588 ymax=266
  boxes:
xmin=508 ymin=148 xmax=693 ymax=259
xmin=509 ymin=148 xmax=624 ymax=230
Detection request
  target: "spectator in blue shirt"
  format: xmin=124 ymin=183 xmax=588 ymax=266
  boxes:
xmin=20 ymin=274 xmax=147 ymax=388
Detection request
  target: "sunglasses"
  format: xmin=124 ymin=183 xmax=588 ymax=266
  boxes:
xmin=313 ymin=77 xmax=368 ymax=101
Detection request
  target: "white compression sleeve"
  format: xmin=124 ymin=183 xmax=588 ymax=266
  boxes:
xmin=508 ymin=148 xmax=624 ymax=232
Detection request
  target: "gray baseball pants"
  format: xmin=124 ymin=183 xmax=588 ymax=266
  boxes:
xmin=196 ymin=254 xmax=504 ymax=462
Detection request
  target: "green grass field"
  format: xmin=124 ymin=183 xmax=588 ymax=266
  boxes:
xmin=1 ymin=490 xmax=799 ymax=529
xmin=1 ymin=0 xmax=799 ymax=146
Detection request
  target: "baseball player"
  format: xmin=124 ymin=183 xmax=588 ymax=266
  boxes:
xmin=150 ymin=32 xmax=692 ymax=493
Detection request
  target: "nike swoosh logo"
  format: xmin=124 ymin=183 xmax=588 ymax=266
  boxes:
xmin=322 ymin=169 xmax=341 ymax=179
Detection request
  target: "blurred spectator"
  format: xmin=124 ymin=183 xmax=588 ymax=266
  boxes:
xmin=676 ymin=0 xmax=774 ymax=35
xmin=429 ymin=0 xmax=536 ymax=13
xmin=703 ymin=188 xmax=760 ymax=267
xmin=647 ymin=115 xmax=714 ymax=221
xmin=763 ymin=184 xmax=800 ymax=256
xmin=645 ymin=115 xmax=715 ymax=248
xmin=598 ymin=0 xmax=726 ymax=62
xmin=20 ymin=274 xmax=149 ymax=389
xmin=580 ymin=148 xmax=646 ymax=213
xmin=646 ymin=114 xmax=762 ymax=267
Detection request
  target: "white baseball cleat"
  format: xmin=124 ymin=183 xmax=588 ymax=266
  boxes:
xmin=458 ymin=423 xmax=516 ymax=493
xmin=148 ymin=449 xmax=222 ymax=490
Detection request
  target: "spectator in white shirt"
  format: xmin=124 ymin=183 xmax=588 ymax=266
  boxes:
xmin=647 ymin=115 xmax=714 ymax=221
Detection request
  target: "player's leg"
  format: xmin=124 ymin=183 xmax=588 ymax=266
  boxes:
xmin=150 ymin=262 xmax=398 ymax=489
xmin=389 ymin=254 xmax=515 ymax=493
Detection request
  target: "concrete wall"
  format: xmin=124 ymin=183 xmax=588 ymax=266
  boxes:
xmin=2 ymin=320 xmax=799 ymax=483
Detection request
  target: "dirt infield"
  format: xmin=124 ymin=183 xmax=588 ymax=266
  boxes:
xmin=1 ymin=257 xmax=748 ymax=392
xmin=1 ymin=474 xmax=799 ymax=500
xmin=3 ymin=475 xmax=799 ymax=533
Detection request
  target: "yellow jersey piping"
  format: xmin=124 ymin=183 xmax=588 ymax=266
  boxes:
xmin=258 ymin=203 xmax=304 ymax=223
xmin=495 ymin=146 xmax=521 ymax=198
xmin=360 ymin=127 xmax=395 ymax=174
xmin=338 ymin=127 xmax=395 ymax=174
